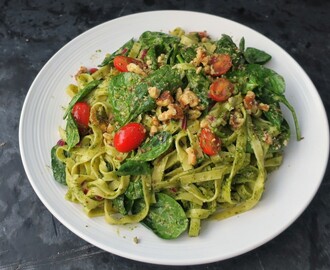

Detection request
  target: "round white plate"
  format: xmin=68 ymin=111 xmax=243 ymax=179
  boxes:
xmin=19 ymin=11 xmax=329 ymax=265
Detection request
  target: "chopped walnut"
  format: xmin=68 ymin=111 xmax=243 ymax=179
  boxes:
xmin=192 ymin=47 xmax=209 ymax=67
xmin=200 ymin=118 xmax=210 ymax=129
xmin=150 ymin=125 xmax=158 ymax=136
xmin=243 ymin=91 xmax=258 ymax=114
xmin=185 ymin=147 xmax=197 ymax=166
xmin=156 ymin=91 xmax=174 ymax=107
xmin=229 ymin=110 xmax=245 ymax=129
xmin=178 ymin=89 xmax=200 ymax=108
xmin=127 ymin=63 xmax=146 ymax=76
xmin=158 ymin=104 xmax=184 ymax=121
xmin=74 ymin=66 xmax=88 ymax=80
xmin=148 ymin=86 xmax=161 ymax=99
xmin=175 ymin=87 xmax=183 ymax=101
xmin=263 ymin=132 xmax=273 ymax=145
xmin=151 ymin=116 xmax=160 ymax=126
xmin=258 ymin=103 xmax=270 ymax=112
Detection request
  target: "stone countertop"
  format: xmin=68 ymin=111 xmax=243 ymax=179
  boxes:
xmin=1 ymin=0 xmax=329 ymax=269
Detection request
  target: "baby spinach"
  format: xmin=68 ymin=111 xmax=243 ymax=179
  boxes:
xmin=244 ymin=47 xmax=272 ymax=64
xmin=108 ymin=72 xmax=143 ymax=125
xmin=116 ymin=160 xmax=151 ymax=176
xmin=134 ymin=193 xmax=188 ymax=239
xmin=112 ymin=195 xmax=127 ymax=215
xmin=139 ymin=31 xmax=180 ymax=50
xmin=65 ymin=113 xmax=80 ymax=150
xmin=50 ymin=145 xmax=66 ymax=185
xmin=130 ymin=131 xmax=173 ymax=162
xmin=125 ymin=179 xmax=144 ymax=200
xmin=144 ymin=65 xmax=182 ymax=93
xmin=113 ymin=180 xmax=144 ymax=215
xmin=186 ymin=70 xmax=210 ymax=109
xmin=263 ymin=103 xmax=283 ymax=130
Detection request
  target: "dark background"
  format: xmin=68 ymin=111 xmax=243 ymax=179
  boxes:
xmin=1 ymin=0 xmax=329 ymax=269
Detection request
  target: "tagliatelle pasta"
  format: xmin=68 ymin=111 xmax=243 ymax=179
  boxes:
xmin=51 ymin=28 xmax=300 ymax=239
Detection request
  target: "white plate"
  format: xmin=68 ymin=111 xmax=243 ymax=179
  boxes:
xmin=19 ymin=11 xmax=329 ymax=265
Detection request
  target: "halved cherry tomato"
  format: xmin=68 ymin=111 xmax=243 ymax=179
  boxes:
xmin=199 ymin=128 xmax=221 ymax=156
xmin=113 ymin=56 xmax=143 ymax=72
xmin=209 ymin=78 xmax=234 ymax=102
xmin=209 ymin=54 xmax=232 ymax=76
xmin=114 ymin=123 xmax=146 ymax=153
xmin=72 ymin=102 xmax=90 ymax=128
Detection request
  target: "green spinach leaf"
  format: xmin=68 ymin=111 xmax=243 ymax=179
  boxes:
xmin=244 ymin=47 xmax=271 ymax=64
xmin=50 ymin=145 xmax=66 ymax=185
xmin=139 ymin=31 xmax=180 ymax=49
xmin=65 ymin=113 xmax=80 ymax=150
xmin=130 ymin=132 xmax=173 ymax=162
xmin=108 ymin=72 xmax=143 ymax=125
xmin=134 ymin=193 xmax=188 ymax=239
xmin=144 ymin=65 xmax=182 ymax=93
xmin=125 ymin=179 xmax=144 ymax=200
xmin=186 ymin=70 xmax=210 ymax=108
xmin=116 ymin=160 xmax=151 ymax=176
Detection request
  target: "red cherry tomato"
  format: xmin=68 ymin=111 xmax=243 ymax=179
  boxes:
xmin=209 ymin=78 xmax=234 ymax=102
xmin=113 ymin=56 xmax=143 ymax=72
xmin=114 ymin=123 xmax=146 ymax=152
xmin=89 ymin=68 xmax=98 ymax=74
xmin=72 ymin=102 xmax=90 ymax=128
xmin=199 ymin=128 xmax=221 ymax=156
xmin=209 ymin=54 xmax=232 ymax=76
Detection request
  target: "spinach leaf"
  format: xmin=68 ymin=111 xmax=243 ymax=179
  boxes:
xmin=125 ymin=179 xmax=144 ymax=200
xmin=112 ymin=195 xmax=127 ymax=215
xmin=186 ymin=70 xmax=210 ymax=108
xmin=263 ymin=103 xmax=283 ymax=130
xmin=144 ymin=65 xmax=182 ymax=93
xmin=145 ymin=47 xmax=158 ymax=70
xmin=65 ymin=113 xmax=80 ymax=150
xmin=50 ymin=145 xmax=66 ymax=185
xmin=269 ymin=119 xmax=291 ymax=153
xmin=246 ymin=64 xmax=285 ymax=95
xmin=258 ymin=88 xmax=301 ymax=141
xmin=99 ymin=38 xmax=134 ymax=67
xmin=108 ymin=72 xmax=143 ymax=125
xmin=63 ymin=80 xmax=101 ymax=119
xmin=116 ymin=160 xmax=151 ymax=176
xmin=133 ymin=193 xmax=188 ymax=239
xmin=139 ymin=31 xmax=180 ymax=49
xmin=179 ymin=45 xmax=197 ymax=63
xmin=244 ymin=47 xmax=271 ymax=64
xmin=130 ymin=132 xmax=173 ymax=162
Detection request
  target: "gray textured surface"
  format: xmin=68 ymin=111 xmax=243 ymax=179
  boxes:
xmin=1 ymin=0 xmax=330 ymax=269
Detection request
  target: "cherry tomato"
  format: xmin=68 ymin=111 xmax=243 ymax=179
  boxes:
xmin=209 ymin=78 xmax=234 ymax=102
xmin=114 ymin=123 xmax=146 ymax=152
xmin=72 ymin=102 xmax=90 ymax=128
xmin=113 ymin=56 xmax=142 ymax=72
xmin=199 ymin=128 xmax=221 ymax=156
xmin=89 ymin=67 xmax=98 ymax=74
xmin=209 ymin=54 xmax=232 ymax=76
